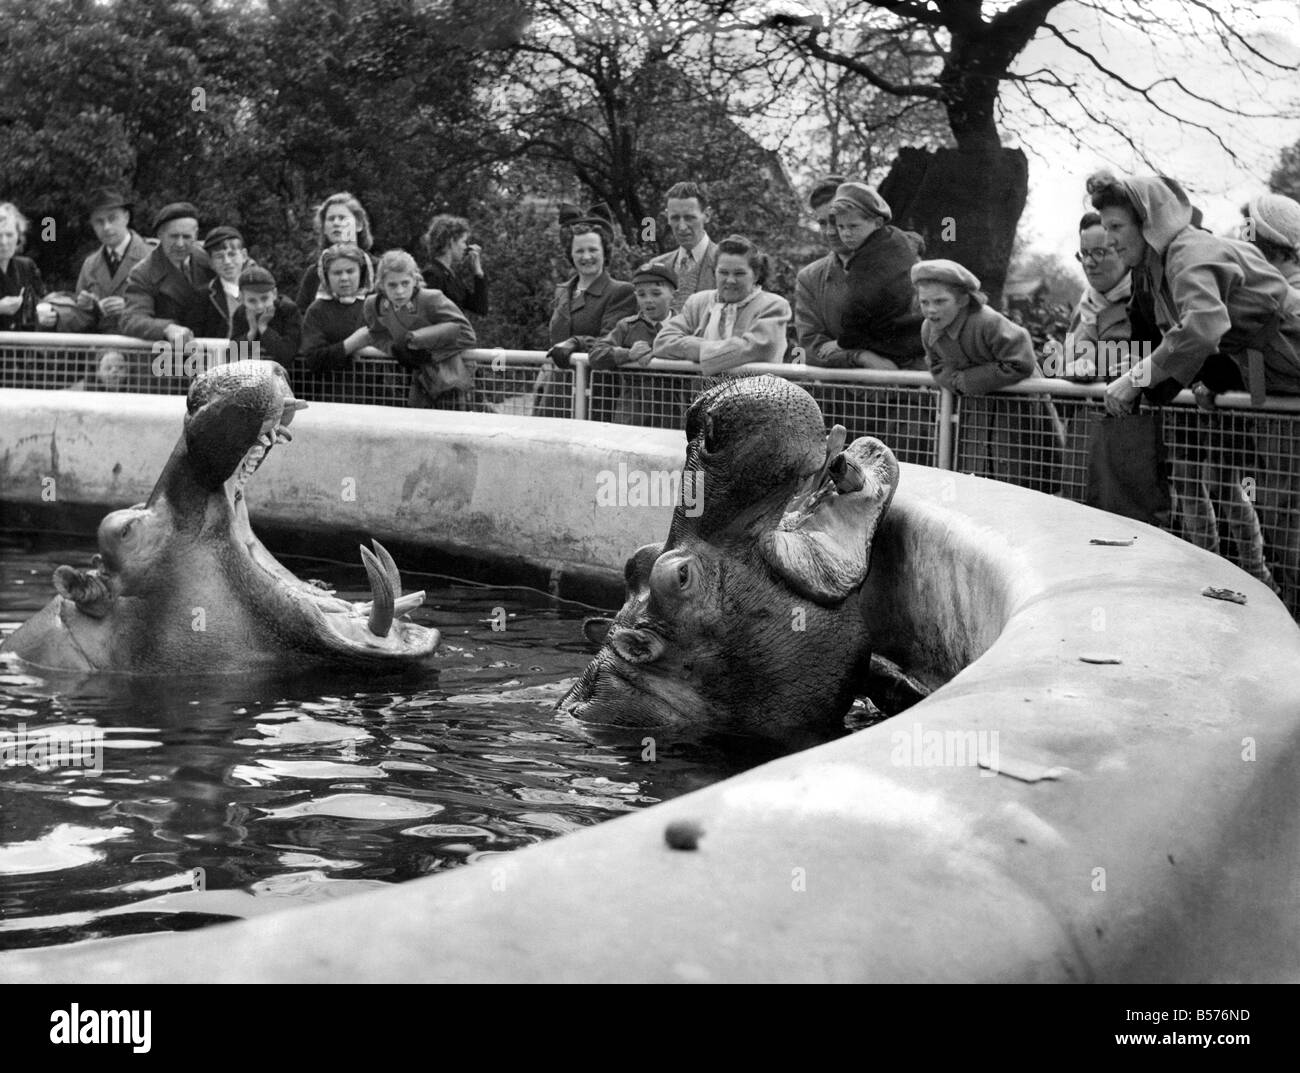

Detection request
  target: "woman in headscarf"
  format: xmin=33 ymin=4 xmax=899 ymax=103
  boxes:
xmin=1090 ymin=172 xmax=1300 ymax=601
xmin=299 ymin=242 xmax=384 ymax=373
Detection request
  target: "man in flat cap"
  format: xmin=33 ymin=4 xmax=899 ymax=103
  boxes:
xmin=57 ymin=187 xmax=154 ymax=334
xmin=121 ymin=201 xmax=224 ymax=343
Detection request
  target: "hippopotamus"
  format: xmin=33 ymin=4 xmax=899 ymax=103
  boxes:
xmin=557 ymin=375 xmax=900 ymax=741
xmin=2 ymin=361 xmax=439 ymax=674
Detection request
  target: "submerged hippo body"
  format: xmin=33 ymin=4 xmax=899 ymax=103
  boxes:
xmin=558 ymin=375 xmax=899 ymax=740
xmin=3 ymin=361 xmax=439 ymax=674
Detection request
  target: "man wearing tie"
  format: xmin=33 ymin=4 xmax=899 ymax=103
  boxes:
xmin=121 ymin=201 xmax=224 ymax=344
xmin=648 ymin=182 xmax=720 ymax=313
xmin=56 ymin=188 xmax=155 ymax=334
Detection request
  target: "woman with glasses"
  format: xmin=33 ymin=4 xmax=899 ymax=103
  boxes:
xmin=1056 ymin=212 xmax=1174 ymax=531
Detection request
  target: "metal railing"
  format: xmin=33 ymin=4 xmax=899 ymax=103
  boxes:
xmin=3 ymin=331 xmax=1299 ymax=616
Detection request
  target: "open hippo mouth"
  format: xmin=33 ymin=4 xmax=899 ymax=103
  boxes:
xmin=558 ymin=375 xmax=901 ymax=740
xmin=5 ymin=361 xmax=440 ymax=674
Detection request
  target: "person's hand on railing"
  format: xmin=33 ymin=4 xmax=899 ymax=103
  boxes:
xmin=1103 ymin=368 xmax=1142 ymax=416
xmin=546 ymin=340 xmax=577 ymax=369
xmin=163 ymin=323 xmax=193 ymax=349
xmin=1192 ymin=380 xmax=1218 ymax=412
xmin=626 ymin=341 xmax=654 ymax=367
xmin=851 ymin=350 xmax=900 ymax=371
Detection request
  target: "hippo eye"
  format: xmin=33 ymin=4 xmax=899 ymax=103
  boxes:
xmin=677 ymin=562 xmax=691 ymax=589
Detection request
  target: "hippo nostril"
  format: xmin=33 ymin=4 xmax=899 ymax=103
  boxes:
xmin=677 ymin=562 xmax=690 ymax=589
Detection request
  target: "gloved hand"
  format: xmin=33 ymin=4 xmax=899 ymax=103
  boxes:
xmin=547 ymin=340 xmax=577 ymax=369
xmin=390 ymin=338 xmax=423 ymax=369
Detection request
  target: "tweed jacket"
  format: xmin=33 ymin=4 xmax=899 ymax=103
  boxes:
xmin=58 ymin=231 xmax=155 ymax=333
xmin=649 ymin=239 xmax=720 ymax=311
xmin=795 ymin=252 xmax=849 ymax=364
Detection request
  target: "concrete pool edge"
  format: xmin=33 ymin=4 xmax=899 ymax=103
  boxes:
xmin=2 ymin=391 xmax=1298 ymax=982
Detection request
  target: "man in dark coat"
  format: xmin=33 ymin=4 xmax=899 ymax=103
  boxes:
xmin=56 ymin=187 xmax=154 ymax=334
xmin=121 ymin=202 xmax=224 ymax=343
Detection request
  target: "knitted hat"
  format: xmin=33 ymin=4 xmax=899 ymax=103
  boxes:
xmin=202 ymin=225 xmax=244 ymax=252
xmin=151 ymin=202 xmax=200 ymax=233
xmin=831 ymin=182 xmax=892 ymax=222
xmin=632 ymin=261 xmax=678 ymax=289
xmin=237 ymin=265 xmax=277 ymax=293
xmin=911 ymin=259 xmax=981 ymax=293
xmin=1248 ymin=193 xmax=1300 ymax=253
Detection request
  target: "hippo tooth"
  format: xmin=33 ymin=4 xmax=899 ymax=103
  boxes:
xmin=370 ymin=540 xmax=403 ymax=597
xmin=360 ymin=545 xmax=395 ymax=637
xmin=393 ymin=591 xmax=426 ymax=616
xmin=274 ymin=424 xmax=293 ymax=444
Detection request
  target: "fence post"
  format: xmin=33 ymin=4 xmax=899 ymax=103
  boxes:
xmin=935 ymin=387 xmax=956 ymax=470
xmin=573 ymin=356 xmax=588 ymax=421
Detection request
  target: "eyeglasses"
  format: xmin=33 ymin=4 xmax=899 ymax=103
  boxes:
xmin=1075 ymin=248 xmax=1112 ymax=264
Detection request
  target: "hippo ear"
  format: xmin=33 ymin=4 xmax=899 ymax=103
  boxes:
xmin=759 ymin=436 xmax=900 ymax=606
xmin=609 ymin=627 xmax=666 ymax=664
xmin=53 ymin=565 xmax=113 ymax=618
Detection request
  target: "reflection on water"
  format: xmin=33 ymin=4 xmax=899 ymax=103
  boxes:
xmin=0 ymin=538 xmax=794 ymax=951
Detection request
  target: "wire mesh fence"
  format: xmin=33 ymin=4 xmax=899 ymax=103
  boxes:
xmin=3 ymin=333 xmax=1298 ymax=616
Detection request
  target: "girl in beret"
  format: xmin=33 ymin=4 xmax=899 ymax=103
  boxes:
xmin=912 ymin=259 xmax=1037 ymax=394
xmin=914 ymin=258 xmax=1058 ymax=492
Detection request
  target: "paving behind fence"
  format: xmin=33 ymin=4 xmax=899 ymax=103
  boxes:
xmin=2 ymin=331 xmax=1298 ymax=617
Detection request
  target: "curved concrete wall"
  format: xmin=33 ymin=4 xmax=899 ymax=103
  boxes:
xmin=2 ymin=391 xmax=1299 ymax=982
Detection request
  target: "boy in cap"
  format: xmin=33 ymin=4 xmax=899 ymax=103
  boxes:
xmin=588 ymin=261 xmax=677 ymax=424
xmin=58 ymin=187 xmax=154 ymax=334
xmin=122 ymin=201 xmax=223 ymax=342
xmin=830 ymin=181 xmax=924 ymax=368
xmin=229 ymin=265 xmax=301 ymax=368
xmin=203 ymin=225 xmax=250 ymax=331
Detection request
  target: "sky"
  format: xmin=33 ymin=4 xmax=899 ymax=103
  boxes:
xmin=983 ymin=0 xmax=1300 ymax=256
xmin=742 ymin=0 xmax=1300 ymax=259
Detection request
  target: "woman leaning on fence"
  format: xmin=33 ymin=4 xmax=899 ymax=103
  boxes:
xmin=1089 ymin=172 xmax=1300 ymax=599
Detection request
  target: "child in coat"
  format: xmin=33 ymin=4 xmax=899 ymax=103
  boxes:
xmin=364 ymin=249 xmax=478 ymax=410
xmin=588 ymin=261 xmax=676 ymax=425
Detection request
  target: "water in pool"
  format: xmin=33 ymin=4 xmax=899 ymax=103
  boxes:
xmin=0 ymin=535 xmax=808 ymax=952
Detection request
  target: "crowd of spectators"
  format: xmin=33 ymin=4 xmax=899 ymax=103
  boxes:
xmin=3 ymin=174 xmax=1300 ymax=592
